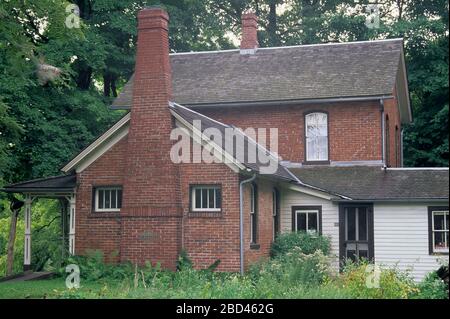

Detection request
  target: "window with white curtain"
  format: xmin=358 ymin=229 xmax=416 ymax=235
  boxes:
xmin=430 ymin=209 xmax=449 ymax=253
xmin=305 ymin=112 xmax=329 ymax=162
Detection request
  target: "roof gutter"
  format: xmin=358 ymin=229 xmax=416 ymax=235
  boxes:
xmin=111 ymin=95 xmax=395 ymax=110
xmin=239 ymin=173 xmax=256 ymax=275
xmin=187 ymin=95 xmax=394 ymax=109
xmin=332 ymin=198 xmax=449 ymax=203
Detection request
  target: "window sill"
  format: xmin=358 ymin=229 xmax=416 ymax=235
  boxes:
xmin=89 ymin=211 xmax=121 ymax=218
xmin=188 ymin=211 xmax=222 ymax=218
xmin=250 ymin=243 xmax=260 ymax=250
xmin=303 ymin=160 xmax=330 ymax=165
xmin=430 ymin=251 xmax=449 ymax=256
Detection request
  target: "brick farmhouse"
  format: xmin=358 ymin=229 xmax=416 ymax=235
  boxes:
xmin=3 ymin=8 xmax=448 ymax=281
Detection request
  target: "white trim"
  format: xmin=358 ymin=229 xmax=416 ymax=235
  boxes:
xmin=24 ymin=195 xmax=32 ymax=266
xmin=257 ymin=38 xmax=404 ymax=51
xmin=294 ymin=209 xmax=320 ymax=233
xmin=169 ymin=38 xmax=404 ymax=56
xmin=170 ymin=110 xmax=245 ymax=173
xmin=385 ymin=167 xmax=449 ymax=171
xmin=330 ymin=160 xmax=384 ymax=167
xmin=431 ymin=209 xmax=449 ymax=253
xmin=94 ymin=187 xmax=122 ymax=212
xmin=170 ymin=49 xmax=239 ymax=56
xmin=170 ymin=101 xmax=229 ymax=128
xmin=398 ymin=46 xmax=413 ymax=123
xmin=68 ymin=194 xmax=76 ymax=255
xmin=305 ymin=112 xmax=328 ymax=162
xmin=286 ymin=184 xmax=336 ymax=201
xmin=191 ymin=186 xmax=221 ymax=212
xmin=61 ymin=113 xmax=130 ymax=173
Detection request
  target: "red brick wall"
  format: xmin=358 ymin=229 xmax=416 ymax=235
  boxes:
xmin=197 ymin=100 xmax=385 ymax=163
xmin=179 ymin=162 xmax=241 ymax=271
xmin=242 ymin=179 xmax=275 ymax=269
xmin=75 ymin=137 xmax=128 ymax=263
xmin=384 ymin=87 xmax=402 ymax=167
xmin=75 ymin=133 xmax=278 ymax=271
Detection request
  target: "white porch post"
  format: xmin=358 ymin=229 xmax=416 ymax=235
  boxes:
xmin=68 ymin=194 xmax=76 ymax=255
xmin=24 ymin=195 xmax=32 ymax=271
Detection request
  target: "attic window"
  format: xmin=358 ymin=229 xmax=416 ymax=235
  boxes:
xmin=305 ymin=112 xmax=329 ymax=162
xmin=94 ymin=187 xmax=122 ymax=212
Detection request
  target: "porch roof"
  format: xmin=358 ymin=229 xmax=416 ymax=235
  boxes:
xmin=289 ymin=166 xmax=449 ymax=201
xmin=1 ymin=174 xmax=76 ymax=193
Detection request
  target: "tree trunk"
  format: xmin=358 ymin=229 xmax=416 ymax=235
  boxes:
xmin=6 ymin=209 xmax=19 ymax=276
xmin=267 ymin=0 xmax=280 ymax=46
xmin=103 ymin=73 xmax=111 ymax=97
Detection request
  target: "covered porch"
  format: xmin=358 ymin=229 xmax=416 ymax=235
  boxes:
xmin=1 ymin=174 xmax=77 ymax=271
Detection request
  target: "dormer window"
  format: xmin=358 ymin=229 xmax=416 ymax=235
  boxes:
xmin=305 ymin=112 xmax=329 ymax=162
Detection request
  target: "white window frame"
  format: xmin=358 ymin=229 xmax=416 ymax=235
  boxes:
xmin=305 ymin=112 xmax=329 ymax=162
xmin=295 ymin=209 xmax=319 ymax=234
xmin=432 ymin=210 xmax=449 ymax=253
xmin=95 ymin=187 xmax=122 ymax=212
xmin=250 ymin=184 xmax=257 ymax=244
xmin=191 ymin=186 xmax=221 ymax=212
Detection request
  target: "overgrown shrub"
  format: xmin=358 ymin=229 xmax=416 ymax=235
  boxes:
xmin=58 ymin=249 xmax=157 ymax=282
xmin=270 ymin=231 xmax=331 ymax=257
xmin=413 ymin=271 xmax=448 ymax=299
xmin=176 ymin=249 xmax=193 ymax=271
xmin=339 ymin=261 xmax=418 ymax=299
xmin=252 ymin=247 xmax=334 ymax=287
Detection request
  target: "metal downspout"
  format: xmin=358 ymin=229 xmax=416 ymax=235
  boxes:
xmin=239 ymin=174 xmax=257 ymax=275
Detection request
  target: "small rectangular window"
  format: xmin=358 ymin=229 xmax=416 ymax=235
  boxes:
xmin=429 ymin=208 xmax=449 ymax=254
xmin=95 ymin=187 xmax=122 ymax=212
xmin=191 ymin=186 xmax=221 ymax=212
xmin=293 ymin=207 xmax=321 ymax=234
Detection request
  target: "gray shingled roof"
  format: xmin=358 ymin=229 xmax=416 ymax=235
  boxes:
xmin=2 ymin=174 xmax=76 ymax=193
xmin=169 ymin=102 xmax=297 ymax=182
xmin=112 ymin=39 xmax=404 ymax=109
xmin=289 ymin=166 xmax=449 ymax=201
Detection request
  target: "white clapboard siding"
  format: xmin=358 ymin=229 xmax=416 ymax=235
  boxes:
xmin=280 ymin=189 xmax=448 ymax=281
xmin=374 ymin=202 xmax=449 ymax=282
xmin=280 ymin=189 xmax=340 ymax=269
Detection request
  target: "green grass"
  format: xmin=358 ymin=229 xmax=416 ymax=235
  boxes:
xmin=0 ymin=278 xmax=107 ymax=299
xmin=0 ymin=276 xmax=352 ymax=299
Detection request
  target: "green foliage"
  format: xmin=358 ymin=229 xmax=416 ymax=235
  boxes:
xmin=58 ymin=249 xmax=138 ymax=281
xmin=413 ymin=271 xmax=449 ymax=299
xmin=176 ymin=248 xmax=193 ymax=271
xmin=339 ymin=260 xmax=419 ymax=299
xmin=252 ymin=248 xmax=334 ymax=287
xmin=0 ymin=198 xmax=64 ymax=276
xmin=1 ymin=252 xmax=448 ymax=299
xmin=270 ymin=231 xmax=331 ymax=257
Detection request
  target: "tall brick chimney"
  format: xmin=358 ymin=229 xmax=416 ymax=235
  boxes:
xmin=121 ymin=7 xmax=182 ymax=269
xmin=240 ymin=12 xmax=259 ymax=53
